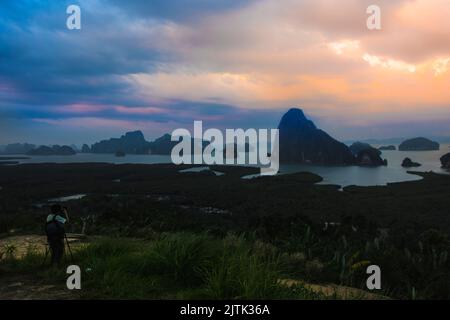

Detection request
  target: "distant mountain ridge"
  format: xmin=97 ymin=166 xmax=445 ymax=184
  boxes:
xmin=278 ymin=108 xmax=355 ymax=165
xmin=278 ymin=108 xmax=387 ymax=166
xmin=399 ymin=137 xmax=440 ymax=151
xmin=90 ymin=131 xmax=151 ymax=154
xmin=88 ymin=132 xmax=251 ymax=158
xmin=345 ymin=136 xmax=450 ymax=145
xmin=6 ymin=109 xmax=448 ymax=161
xmin=27 ymin=145 xmax=76 ymax=156
xmin=87 ymin=131 xmax=197 ymax=155
xmin=379 ymin=145 xmax=396 ymax=151
xmin=148 ymin=134 xmax=179 ymax=155
xmin=349 ymin=142 xmax=381 ymax=156
xmin=349 ymin=142 xmax=387 ymax=166
xmin=0 ymin=143 xmax=78 ymax=156
xmin=0 ymin=143 xmax=36 ymax=155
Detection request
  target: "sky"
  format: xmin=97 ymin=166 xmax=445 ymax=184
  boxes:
xmin=1 ymin=0 xmax=450 ymax=145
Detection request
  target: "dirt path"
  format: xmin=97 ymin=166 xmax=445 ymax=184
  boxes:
xmin=0 ymin=275 xmax=81 ymax=300
xmin=279 ymin=279 xmax=388 ymax=300
xmin=0 ymin=234 xmax=87 ymax=259
xmin=0 ymin=234 xmax=86 ymax=300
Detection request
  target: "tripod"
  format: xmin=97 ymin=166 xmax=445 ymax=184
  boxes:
xmin=42 ymin=233 xmax=74 ymax=266
xmin=64 ymin=233 xmax=74 ymax=262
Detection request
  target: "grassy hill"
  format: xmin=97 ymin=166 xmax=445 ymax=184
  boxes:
xmin=0 ymin=163 xmax=449 ymax=299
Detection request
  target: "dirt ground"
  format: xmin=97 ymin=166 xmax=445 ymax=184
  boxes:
xmin=279 ymin=279 xmax=388 ymax=300
xmin=0 ymin=275 xmax=81 ymax=300
xmin=0 ymin=234 xmax=86 ymax=259
xmin=0 ymin=234 xmax=86 ymax=300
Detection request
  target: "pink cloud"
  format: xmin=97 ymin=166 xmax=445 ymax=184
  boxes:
xmin=32 ymin=117 xmax=136 ymax=129
xmin=114 ymin=106 xmax=165 ymax=115
xmin=56 ymin=103 xmax=110 ymax=114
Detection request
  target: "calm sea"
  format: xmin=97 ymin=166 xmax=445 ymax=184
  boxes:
xmin=4 ymin=144 xmax=450 ymax=187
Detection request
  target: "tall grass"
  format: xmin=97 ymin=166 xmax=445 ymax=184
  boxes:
xmin=200 ymin=234 xmax=282 ymax=299
xmin=140 ymin=233 xmax=217 ymax=286
xmin=0 ymin=233 xmax=324 ymax=299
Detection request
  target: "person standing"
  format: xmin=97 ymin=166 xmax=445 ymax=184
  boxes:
xmin=45 ymin=204 xmax=69 ymax=266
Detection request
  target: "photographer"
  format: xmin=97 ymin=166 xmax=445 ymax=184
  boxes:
xmin=45 ymin=204 xmax=69 ymax=267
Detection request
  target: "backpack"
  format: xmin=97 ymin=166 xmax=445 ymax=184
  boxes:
xmin=45 ymin=215 xmax=65 ymax=240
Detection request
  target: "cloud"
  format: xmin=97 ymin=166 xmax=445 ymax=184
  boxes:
xmin=433 ymin=58 xmax=450 ymax=76
xmin=362 ymin=0 xmax=450 ymax=63
xmin=328 ymin=40 xmax=360 ymax=55
xmin=1 ymin=0 xmax=450 ymax=143
xmin=362 ymin=54 xmax=416 ymax=73
xmin=106 ymin=0 xmax=253 ymax=22
xmin=0 ymin=0 xmax=177 ymax=108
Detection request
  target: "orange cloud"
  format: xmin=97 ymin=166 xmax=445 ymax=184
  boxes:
xmin=124 ymin=0 xmax=450 ymax=125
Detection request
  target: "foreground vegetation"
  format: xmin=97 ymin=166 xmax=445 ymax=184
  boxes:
xmin=1 ymin=233 xmax=337 ymax=299
xmin=0 ymin=163 xmax=449 ymax=299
